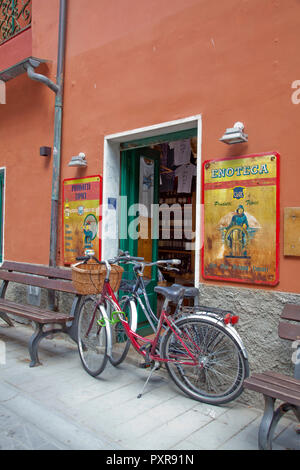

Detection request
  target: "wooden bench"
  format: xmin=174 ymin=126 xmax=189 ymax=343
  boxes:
xmin=244 ymin=303 xmax=300 ymax=450
xmin=0 ymin=261 xmax=82 ymax=367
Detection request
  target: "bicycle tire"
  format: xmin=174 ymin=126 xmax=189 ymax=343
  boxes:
xmin=161 ymin=316 xmax=249 ymax=405
xmin=108 ymin=297 xmax=133 ymax=366
xmin=77 ymin=296 xmax=108 ymax=377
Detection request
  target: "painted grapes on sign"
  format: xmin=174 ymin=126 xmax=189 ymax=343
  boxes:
xmin=202 ymin=153 xmax=279 ymax=285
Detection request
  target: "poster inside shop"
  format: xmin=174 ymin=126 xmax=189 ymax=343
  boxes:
xmin=63 ymin=175 xmax=102 ymax=265
xmin=202 ymin=153 xmax=279 ymax=286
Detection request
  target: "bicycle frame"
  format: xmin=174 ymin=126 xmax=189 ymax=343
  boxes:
xmin=124 ymin=272 xmax=160 ymax=331
xmin=129 ymin=268 xmax=248 ymax=363
xmin=94 ymin=278 xmax=199 ymax=367
xmin=76 ymin=254 xmax=249 ymax=404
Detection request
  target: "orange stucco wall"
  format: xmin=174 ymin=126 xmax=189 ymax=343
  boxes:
xmin=0 ymin=27 xmax=32 ymax=71
xmin=1 ymin=0 xmax=300 ymax=293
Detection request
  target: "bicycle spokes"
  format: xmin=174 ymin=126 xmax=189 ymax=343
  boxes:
xmin=162 ymin=317 xmax=248 ymax=404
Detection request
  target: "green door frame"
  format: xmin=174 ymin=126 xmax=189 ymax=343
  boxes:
xmin=119 ymin=149 xmax=140 ymax=257
xmin=120 ymin=128 xmax=197 ymax=151
xmin=119 ymin=148 xmax=160 ymax=331
xmin=119 ymin=127 xmax=197 ymax=330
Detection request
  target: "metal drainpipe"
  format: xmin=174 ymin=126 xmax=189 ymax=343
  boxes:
xmin=47 ymin=0 xmax=67 ymax=310
xmin=26 ymin=62 xmax=59 ymax=93
xmin=49 ymin=0 xmax=67 ymax=270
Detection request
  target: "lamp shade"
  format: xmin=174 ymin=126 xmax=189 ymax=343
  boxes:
xmin=220 ymin=122 xmax=248 ymax=145
xmin=68 ymin=152 xmax=87 ymax=167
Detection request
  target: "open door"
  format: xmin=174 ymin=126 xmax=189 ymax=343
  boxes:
xmin=119 ymin=147 xmax=160 ymax=331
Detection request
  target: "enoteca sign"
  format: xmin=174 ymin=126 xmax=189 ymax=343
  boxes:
xmin=202 ymin=152 xmax=280 ymax=286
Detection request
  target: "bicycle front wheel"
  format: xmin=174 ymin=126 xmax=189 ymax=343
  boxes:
xmin=108 ymin=297 xmax=133 ymax=366
xmin=77 ymin=296 xmax=108 ymax=377
xmin=161 ymin=317 xmax=249 ymax=405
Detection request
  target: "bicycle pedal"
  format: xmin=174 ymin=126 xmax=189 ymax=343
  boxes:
xmin=138 ymin=361 xmax=153 ymax=369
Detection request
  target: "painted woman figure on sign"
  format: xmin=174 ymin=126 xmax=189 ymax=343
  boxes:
xmin=83 ymin=221 xmax=93 ymax=250
xmin=224 ymin=205 xmax=250 ymax=258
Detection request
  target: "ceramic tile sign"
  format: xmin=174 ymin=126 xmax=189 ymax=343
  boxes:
xmin=202 ymin=153 xmax=279 ymax=286
xmin=62 ymin=175 xmax=102 ymax=265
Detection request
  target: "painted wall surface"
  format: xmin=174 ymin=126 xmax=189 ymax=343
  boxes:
xmin=1 ymin=0 xmax=300 ymax=293
xmin=0 ymin=28 xmax=32 ymax=70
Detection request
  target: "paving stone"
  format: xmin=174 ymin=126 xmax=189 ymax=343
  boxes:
xmin=127 ymin=408 xmax=214 ymax=450
xmin=1 ymin=383 xmax=121 ymax=450
xmin=0 ymin=323 xmax=299 ymax=451
xmin=273 ymin=423 xmax=300 ymax=450
xmin=185 ymin=407 xmax=260 ymax=449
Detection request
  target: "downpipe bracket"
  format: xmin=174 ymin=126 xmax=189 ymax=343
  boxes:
xmin=25 ymin=60 xmax=59 ymax=94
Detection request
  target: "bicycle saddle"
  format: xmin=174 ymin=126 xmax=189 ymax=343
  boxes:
xmin=154 ymin=284 xmax=186 ymax=303
xmin=171 ymin=284 xmax=199 ymax=299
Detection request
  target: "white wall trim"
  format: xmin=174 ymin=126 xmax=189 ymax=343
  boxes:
xmin=105 ymin=114 xmax=202 ymax=143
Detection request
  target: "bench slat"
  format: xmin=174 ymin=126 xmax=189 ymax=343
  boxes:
xmin=281 ymin=304 xmax=300 ymax=322
xmin=0 ymin=298 xmax=74 ymax=324
xmin=1 ymin=261 xmax=72 ymax=280
xmin=244 ymin=373 xmax=300 ymax=406
xmin=262 ymin=370 xmax=300 ymax=385
xmin=0 ymin=304 xmax=73 ymax=323
xmin=0 ymin=297 xmax=74 ymax=318
xmin=0 ymin=271 xmax=76 ymax=294
xmin=278 ymin=321 xmax=300 ymax=341
xmin=250 ymin=371 xmax=300 ymax=393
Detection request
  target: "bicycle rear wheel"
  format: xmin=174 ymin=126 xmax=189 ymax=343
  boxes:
xmin=108 ymin=297 xmax=133 ymax=366
xmin=77 ymin=296 xmax=108 ymax=377
xmin=161 ymin=317 xmax=249 ymax=405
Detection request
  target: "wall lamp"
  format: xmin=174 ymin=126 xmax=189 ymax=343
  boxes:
xmin=40 ymin=146 xmax=52 ymax=157
xmin=220 ymin=122 xmax=248 ymax=145
xmin=68 ymin=152 xmax=87 ymax=167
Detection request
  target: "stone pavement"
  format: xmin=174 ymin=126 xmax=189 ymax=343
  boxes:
xmin=0 ymin=322 xmax=299 ymax=451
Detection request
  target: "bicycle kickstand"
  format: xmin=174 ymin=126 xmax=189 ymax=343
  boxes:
xmin=137 ymin=361 xmax=160 ymax=399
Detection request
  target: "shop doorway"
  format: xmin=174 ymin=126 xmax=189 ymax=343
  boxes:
xmin=102 ymin=115 xmax=202 ymax=330
xmin=119 ymin=129 xmax=198 ymax=330
xmin=119 ymin=147 xmax=160 ymax=327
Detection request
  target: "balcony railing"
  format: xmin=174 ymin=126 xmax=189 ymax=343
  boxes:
xmin=0 ymin=0 xmax=31 ymax=45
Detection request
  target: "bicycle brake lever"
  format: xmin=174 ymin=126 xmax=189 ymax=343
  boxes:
xmin=157 ymin=268 xmax=165 ymax=282
xmin=164 ymin=266 xmax=180 ymax=272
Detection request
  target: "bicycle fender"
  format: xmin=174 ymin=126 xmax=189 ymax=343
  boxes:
xmin=129 ymin=299 xmax=138 ymax=333
xmin=120 ymin=296 xmax=138 ymax=332
xmin=99 ymin=305 xmax=113 ymax=358
xmin=194 ymin=313 xmax=248 ymax=360
xmin=174 ymin=313 xmax=248 ymax=361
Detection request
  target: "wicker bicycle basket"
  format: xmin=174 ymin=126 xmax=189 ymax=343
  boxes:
xmin=71 ymin=261 xmax=124 ymax=295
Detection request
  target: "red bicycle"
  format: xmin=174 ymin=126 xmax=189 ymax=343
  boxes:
xmin=73 ymin=252 xmax=249 ymax=405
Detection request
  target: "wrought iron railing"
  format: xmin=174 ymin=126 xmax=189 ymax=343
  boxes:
xmin=0 ymin=0 xmax=31 ymax=45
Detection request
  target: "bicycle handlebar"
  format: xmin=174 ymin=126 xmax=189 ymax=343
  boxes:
xmin=132 ymin=259 xmax=181 ymax=267
xmin=74 ymin=252 xmax=181 ymax=281
xmin=123 ymin=258 xmax=182 ymax=277
xmin=75 ymin=252 xmax=144 ymax=266
xmin=118 ymin=251 xmax=181 ymax=268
